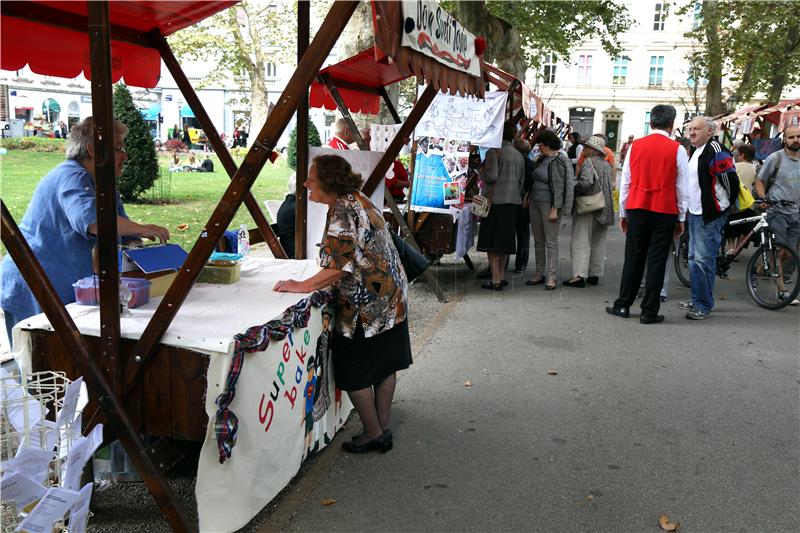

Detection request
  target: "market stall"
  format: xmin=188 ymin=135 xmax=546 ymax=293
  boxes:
xmin=1 ymin=1 xmax=359 ymax=530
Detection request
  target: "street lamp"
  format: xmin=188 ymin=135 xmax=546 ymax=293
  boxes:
xmin=726 ymin=94 xmax=739 ymax=113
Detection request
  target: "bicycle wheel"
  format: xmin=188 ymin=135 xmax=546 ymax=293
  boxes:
xmin=746 ymin=241 xmax=800 ymax=310
xmin=674 ymin=232 xmax=690 ymax=287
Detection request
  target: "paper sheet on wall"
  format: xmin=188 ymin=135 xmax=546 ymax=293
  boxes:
xmin=415 ymin=91 xmax=507 ymax=148
xmin=370 ymin=124 xmax=403 ymax=152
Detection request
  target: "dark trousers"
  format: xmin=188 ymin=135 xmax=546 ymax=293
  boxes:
xmin=614 ymin=209 xmax=677 ymax=317
xmin=514 ymin=206 xmax=530 ymax=270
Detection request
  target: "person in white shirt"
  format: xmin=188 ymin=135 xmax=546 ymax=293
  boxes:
xmin=679 ymin=116 xmax=740 ymax=320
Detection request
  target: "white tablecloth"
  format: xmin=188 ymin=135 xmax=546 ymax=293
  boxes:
xmin=13 ymin=258 xmax=351 ymax=532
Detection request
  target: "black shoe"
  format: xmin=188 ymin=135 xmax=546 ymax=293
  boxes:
xmin=563 ymin=277 xmax=586 ymax=288
xmin=525 ymin=277 xmax=545 ymax=286
xmin=342 ymin=433 xmax=392 ymax=454
xmin=481 ymin=282 xmax=503 ymax=291
xmin=639 ymin=314 xmax=665 ymax=324
xmin=605 ymin=306 xmax=630 ymax=318
xmin=500 ymin=280 xmax=509 ymax=287
xmin=586 ymin=276 xmax=599 ymax=286
xmin=352 ymin=428 xmax=393 ymax=442
xmin=476 ymin=270 xmax=491 ymax=279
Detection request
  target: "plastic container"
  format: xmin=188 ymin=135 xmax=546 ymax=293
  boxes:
xmin=72 ymin=276 xmax=150 ymax=308
xmin=197 ymin=260 xmax=241 ymax=284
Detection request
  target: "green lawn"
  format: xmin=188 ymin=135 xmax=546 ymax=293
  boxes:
xmin=0 ymin=150 xmax=294 ymax=253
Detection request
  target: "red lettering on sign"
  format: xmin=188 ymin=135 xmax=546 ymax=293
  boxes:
xmin=284 ymin=386 xmax=297 ymax=408
xmin=258 ymin=394 xmax=274 ymax=432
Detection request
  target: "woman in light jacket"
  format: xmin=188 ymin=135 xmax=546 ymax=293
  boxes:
xmin=564 ymin=135 xmax=615 ymax=287
xmin=524 ymin=129 xmax=574 ymax=290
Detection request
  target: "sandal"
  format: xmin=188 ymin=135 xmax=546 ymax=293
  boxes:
xmin=545 ymin=281 xmax=557 ymax=291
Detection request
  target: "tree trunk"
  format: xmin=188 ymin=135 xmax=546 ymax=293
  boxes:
xmin=453 ymin=1 xmax=526 ymax=78
xmin=703 ymin=1 xmax=725 ymax=116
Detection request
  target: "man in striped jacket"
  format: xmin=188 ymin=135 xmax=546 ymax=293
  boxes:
xmin=681 ymin=116 xmax=740 ymax=320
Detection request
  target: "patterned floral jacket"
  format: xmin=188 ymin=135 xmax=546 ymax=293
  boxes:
xmin=319 ymin=191 xmax=408 ymax=338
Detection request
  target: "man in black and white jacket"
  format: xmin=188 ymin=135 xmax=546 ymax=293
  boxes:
xmin=681 ymin=116 xmax=740 ymax=320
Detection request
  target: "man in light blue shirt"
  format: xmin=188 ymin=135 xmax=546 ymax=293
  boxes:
xmin=1 ymin=117 xmax=170 ymax=345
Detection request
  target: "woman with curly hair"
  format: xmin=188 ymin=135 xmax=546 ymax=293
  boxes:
xmin=274 ymin=154 xmax=411 ymax=454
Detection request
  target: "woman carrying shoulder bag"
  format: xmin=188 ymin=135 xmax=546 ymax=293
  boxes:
xmin=564 ymin=135 xmax=615 ymax=287
xmin=524 ymin=129 xmax=574 ymax=290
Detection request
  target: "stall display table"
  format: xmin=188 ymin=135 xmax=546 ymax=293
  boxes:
xmin=12 ymin=258 xmax=351 ymax=532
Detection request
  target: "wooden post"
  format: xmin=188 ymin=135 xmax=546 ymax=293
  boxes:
xmin=295 ymin=0 xmax=310 ymax=259
xmin=87 ymin=1 xmax=121 ymax=388
xmin=506 ymin=79 xmax=519 ymax=120
xmin=125 ymin=0 xmax=360 ymax=394
xmin=1 ymin=202 xmax=194 ymax=533
xmin=154 ymin=34 xmax=287 ymax=259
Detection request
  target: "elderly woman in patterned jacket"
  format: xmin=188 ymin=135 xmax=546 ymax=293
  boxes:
xmin=274 ymin=154 xmax=411 ymax=454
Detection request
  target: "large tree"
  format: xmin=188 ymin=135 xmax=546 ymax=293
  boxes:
xmin=678 ymin=0 xmax=800 ymax=113
xmin=167 ymin=0 xmax=296 ymax=144
xmin=447 ymin=1 xmax=632 ymax=78
xmin=113 ymin=84 xmax=159 ymax=202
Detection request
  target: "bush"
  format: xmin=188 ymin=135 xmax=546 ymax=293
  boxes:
xmin=164 ymin=139 xmax=187 ymax=153
xmin=113 ymin=83 xmax=159 ymax=202
xmin=287 ymin=121 xmax=321 ymax=170
xmin=0 ymin=137 xmax=65 ymax=152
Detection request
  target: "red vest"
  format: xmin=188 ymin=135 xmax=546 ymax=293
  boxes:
xmin=625 ymin=133 xmax=680 ymax=215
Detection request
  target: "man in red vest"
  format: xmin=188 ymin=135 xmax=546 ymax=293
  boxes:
xmin=327 ymin=118 xmax=354 ymax=150
xmin=607 ymin=105 xmax=689 ymax=324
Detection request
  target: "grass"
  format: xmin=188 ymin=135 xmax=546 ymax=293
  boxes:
xmin=0 ymin=150 xmax=294 ymax=253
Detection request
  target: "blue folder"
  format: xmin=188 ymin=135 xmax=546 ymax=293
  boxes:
xmin=122 ymin=244 xmax=188 ymax=274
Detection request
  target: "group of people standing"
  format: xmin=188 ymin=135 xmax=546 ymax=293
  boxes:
xmin=475 ymin=106 xmax=800 ymax=323
xmin=475 ymin=122 xmax=616 ymax=292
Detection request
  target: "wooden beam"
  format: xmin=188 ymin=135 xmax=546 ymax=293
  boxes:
xmin=125 ymin=0 xmax=360 ymax=395
xmin=363 ymin=84 xmax=437 ymax=196
xmin=153 ymin=34 xmax=287 ymax=259
xmin=295 ymin=0 xmax=310 ymax=260
xmin=0 ymin=201 xmax=194 ymax=533
xmin=378 ymin=86 xmax=402 ymax=123
xmin=88 ymin=1 xmax=121 ymax=388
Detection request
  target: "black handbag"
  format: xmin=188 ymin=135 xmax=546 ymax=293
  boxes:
xmin=391 ymin=232 xmax=429 ymax=282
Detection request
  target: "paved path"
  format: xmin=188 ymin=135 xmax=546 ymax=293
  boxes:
xmin=261 ymin=223 xmax=799 ymax=533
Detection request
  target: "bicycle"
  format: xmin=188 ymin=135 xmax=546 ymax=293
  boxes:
xmin=673 ymin=200 xmax=800 ymax=310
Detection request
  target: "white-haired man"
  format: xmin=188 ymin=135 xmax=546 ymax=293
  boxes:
xmin=327 ymin=118 xmax=355 ymax=150
xmin=680 ymin=116 xmax=740 ymax=320
xmin=1 ymin=117 xmax=170 ymax=345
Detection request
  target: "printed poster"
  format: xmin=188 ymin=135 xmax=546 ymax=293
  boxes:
xmin=416 ymin=91 xmax=508 ymax=148
xmin=410 ymin=137 xmax=471 ymax=213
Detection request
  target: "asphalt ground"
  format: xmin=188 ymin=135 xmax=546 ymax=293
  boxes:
xmin=259 ymin=220 xmax=799 ymax=533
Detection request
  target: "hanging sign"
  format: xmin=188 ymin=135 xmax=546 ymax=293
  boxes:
xmin=400 ymin=0 xmax=481 ymax=78
xmin=416 ymin=91 xmax=507 ymax=148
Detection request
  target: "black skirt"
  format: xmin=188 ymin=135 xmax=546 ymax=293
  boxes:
xmin=331 ymin=319 xmax=413 ymax=391
xmin=477 ymin=203 xmax=519 ymax=254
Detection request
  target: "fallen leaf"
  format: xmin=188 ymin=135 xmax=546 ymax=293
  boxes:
xmin=547 ymin=369 xmax=558 ymax=375
xmin=320 ymin=498 xmax=336 ymax=506
xmin=659 ymin=514 xmax=680 ymax=531
xmin=464 ymin=380 xmax=472 ymax=387
xmin=177 ymin=223 xmax=189 ymax=231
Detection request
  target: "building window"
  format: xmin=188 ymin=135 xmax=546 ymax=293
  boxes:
xmin=649 ymin=55 xmax=665 ymax=86
xmin=692 ymin=1 xmax=702 ymax=29
xmin=653 ymin=2 xmax=668 ymax=31
xmin=266 ymin=62 xmax=277 ymax=77
xmin=612 ymin=56 xmax=628 ymax=85
xmin=542 ymin=54 xmax=557 ymax=84
xmin=644 ymin=111 xmax=651 ymax=135
xmin=577 ymin=55 xmax=592 ymax=84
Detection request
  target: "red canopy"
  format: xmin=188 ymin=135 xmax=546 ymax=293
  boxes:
xmin=1 ymin=1 xmax=237 ymax=88
xmin=310 ymin=47 xmax=411 ymax=115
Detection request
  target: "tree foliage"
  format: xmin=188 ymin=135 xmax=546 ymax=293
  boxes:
xmin=168 ymin=1 xmax=296 ymax=143
xmin=113 ymin=84 xmax=159 ymax=202
xmin=447 ymin=1 xmax=632 ymax=77
xmin=677 ymin=0 xmax=800 ymax=112
xmin=287 ymin=121 xmax=321 ymax=171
